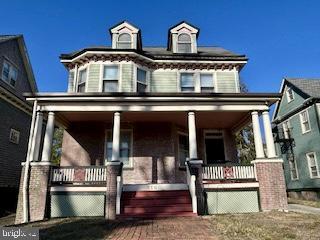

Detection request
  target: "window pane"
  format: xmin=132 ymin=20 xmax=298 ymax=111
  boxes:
xmin=137 ymin=68 xmax=147 ymax=84
xmin=118 ymin=33 xmax=131 ymax=42
xmin=103 ymin=66 xmax=118 ymax=80
xmin=79 ymin=69 xmax=87 ymax=83
xmin=178 ymin=43 xmax=191 ymax=53
xmin=200 ymin=74 xmax=213 ymax=87
xmin=178 ymin=33 xmax=191 ymax=42
xmin=137 ymin=83 xmax=147 ymax=93
xmin=78 ymin=83 xmax=85 ymax=92
xmin=103 ymin=81 xmax=118 ymax=92
xmin=181 ymin=73 xmax=194 ymax=92
xmin=2 ymin=62 xmax=10 ymax=80
xmin=117 ymin=42 xmax=131 ymax=49
xmin=308 ymin=154 xmax=316 ymax=165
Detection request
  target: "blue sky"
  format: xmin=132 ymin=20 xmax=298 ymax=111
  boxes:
xmin=1 ymin=0 xmax=320 ymax=92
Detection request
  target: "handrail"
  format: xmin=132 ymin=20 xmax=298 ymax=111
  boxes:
xmin=186 ymin=162 xmax=197 ymax=214
xmin=202 ymin=164 xmax=256 ymax=180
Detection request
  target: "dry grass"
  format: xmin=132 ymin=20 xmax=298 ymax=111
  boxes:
xmin=209 ymin=211 xmax=320 ymax=240
xmin=288 ymin=197 xmax=320 ymax=208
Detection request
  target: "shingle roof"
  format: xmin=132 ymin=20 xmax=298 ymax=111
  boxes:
xmin=285 ymin=78 xmax=320 ymax=98
xmin=0 ymin=35 xmax=20 ymax=44
xmin=60 ymin=46 xmax=246 ymax=61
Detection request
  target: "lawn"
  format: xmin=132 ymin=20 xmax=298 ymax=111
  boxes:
xmin=1 ymin=212 xmax=320 ymax=240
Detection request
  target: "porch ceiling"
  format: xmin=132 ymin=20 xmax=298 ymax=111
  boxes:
xmin=57 ymin=111 xmax=251 ymax=130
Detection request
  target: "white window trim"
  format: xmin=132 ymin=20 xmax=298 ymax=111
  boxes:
xmin=177 ymin=131 xmax=189 ymax=167
xmin=288 ymin=157 xmax=299 ymax=180
xmin=282 ymin=120 xmax=291 ymax=139
xmin=104 ymin=129 xmax=133 ymax=169
xmin=177 ymin=33 xmax=192 ymax=54
xmin=286 ymin=87 xmax=295 ymax=103
xmin=306 ymin=152 xmax=320 ymax=178
xmin=117 ymin=32 xmax=133 ymax=49
xmin=135 ymin=65 xmax=150 ymax=92
xmin=203 ymin=129 xmax=226 ymax=164
xmin=299 ymin=110 xmax=311 ymax=134
xmin=1 ymin=59 xmax=18 ymax=88
xmin=100 ymin=63 xmax=120 ymax=93
xmin=77 ymin=66 xmax=88 ymax=93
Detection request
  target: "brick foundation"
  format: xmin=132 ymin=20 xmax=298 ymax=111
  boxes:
xmin=15 ymin=164 xmax=51 ymax=224
xmin=105 ymin=162 xmax=123 ymax=220
xmin=253 ymin=160 xmax=288 ymax=211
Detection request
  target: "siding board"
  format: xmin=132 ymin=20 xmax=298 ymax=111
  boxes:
xmin=122 ymin=64 xmax=133 ymax=92
xmin=87 ymin=64 xmax=100 ymax=92
xmin=151 ymin=71 xmax=177 ymax=92
xmin=216 ymin=71 xmax=237 ymax=93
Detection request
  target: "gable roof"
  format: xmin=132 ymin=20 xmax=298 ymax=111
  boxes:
xmin=272 ymin=77 xmax=320 ymax=121
xmin=0 ymin=35 xmax=38 ymax=93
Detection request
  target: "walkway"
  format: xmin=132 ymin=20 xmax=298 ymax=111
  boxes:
xmin=288 ymin=204 xmax=320 ymax=215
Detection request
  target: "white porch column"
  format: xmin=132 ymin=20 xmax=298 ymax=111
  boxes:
xmin=251 ymin=111 xmax=265 ymax=159
xmin=262 ymin=111 xmax=277 ymax=158
xmin=188 ymin=111 xmax=198 ymax=159
xmin=41 ymin=112 xmax=55 ymax=162
xmin=111 ymin=112 xmax=121 ymax=161
xmin=31 ymin=111 xmax=43 ymax=161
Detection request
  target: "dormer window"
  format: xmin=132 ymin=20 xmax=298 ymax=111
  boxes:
xmin=117 ymin=33 xmax=132 ymax=49
xmin=177 ymin=33 xmax=192 ymax=53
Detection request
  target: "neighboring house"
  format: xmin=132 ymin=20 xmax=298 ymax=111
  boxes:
xmin=273 ymin=78 xmax=320 ymax=200
xmin=15 ymin=21 xmax=287 ymax=224
xmin=0 ymin=35 xmax=37 ymax=212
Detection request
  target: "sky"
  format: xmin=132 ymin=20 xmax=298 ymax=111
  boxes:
xmin=1 ymin=0 xmax=320 ymax=93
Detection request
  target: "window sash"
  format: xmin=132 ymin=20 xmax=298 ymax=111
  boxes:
xmin=300 ymin=111 xmax=310 ymax=133
xmin=78 ymin=69 xmax=87 ymax=84
xmin=287 ymin=88 xmax=294 ymax=101
xmin=200 ymin=74 xmax=214 ymax=92
xmin=307 ymin=153 xmax=319 ymax=178
xmin=106 ymin=130 xmax=132 ymax=166
xmin=282 ymin=121 xmax=291 ymax=139
xmin=180 ymin=73 xmax=194 ymax=91
xmin=178 ymin=134 xmax=189 ymax=166
xmin=77 ymin=82 xmax=86 ymax=93
xmin=289 ymin=160 xmax=298 ymax=180
xmin=2 ymin=61 xmax=18 ymax=87
xmin=103 ymin=80 xmax=118 ymax=92
xmin=177 ymin=43 xmax=192 ymax=53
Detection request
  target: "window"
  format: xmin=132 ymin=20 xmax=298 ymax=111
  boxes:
xmin=306 ymin=152 xmax=319 ymax=178
xmin=299 ymin=110 xmax=311 ymax=133
xmin=200 ymin=74 xmax=214 ymax=92
xmin=282 ymin=120 xmax=291 ymax=139
xmin=2 ymin=60 xmax=18 ymax=87
xmin=286 ymin=87 xmax=294 ymax=102
xmin=288 ymin=156 xmax=298 ymax=180
xmin=117 ymin=33 xmax=132 ymax=49
xmin=178 ymin=133 xmax=189 ymax=166
xmin=137 ymin=68 xmax=147 ymax=93
xmin=180 ymin=73 xmax=194 ymax=92
xmin=103 ymin=66 xmax=119 ymax=92
xmin=77 ymin=69 xmax=87 ymax=92
xmin=105 ymin=130 xmax=132 ymax=167
xmin=9 ymin=128 xmax=20 ymax=144
xmin=177 ymin=33 xmax=192 ymax=53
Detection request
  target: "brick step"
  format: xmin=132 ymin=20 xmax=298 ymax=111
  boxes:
xmin=123 ymin=204 xmax=193 ymax=214
xmin=119 ymin=211 xmax=196 ymax=219
xmin=122 ymin=190 xmax=190 ymax=198
xmin=122 ymin=198 xmax=191 ymax=206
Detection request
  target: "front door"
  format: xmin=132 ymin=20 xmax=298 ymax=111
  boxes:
xmin=205 ymin=132 xmax=226 ymax=164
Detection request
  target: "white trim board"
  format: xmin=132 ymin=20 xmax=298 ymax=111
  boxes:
xmin=50 ymin=186 xmax=106 ymax=192
xmin=203 ymin=182 xmax=259 ymax=189
xmin=123 ymin=183 xmax=188 ymax=192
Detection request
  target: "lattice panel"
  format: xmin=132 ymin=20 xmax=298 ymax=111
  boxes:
xmin=206 ymin=190 xmax=259 ymax=214
xmin=50 ymin=193 xmax=105 ymax=218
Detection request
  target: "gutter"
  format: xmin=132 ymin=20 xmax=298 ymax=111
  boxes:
xmin=22 ymin=100 xmax=37 ymax=223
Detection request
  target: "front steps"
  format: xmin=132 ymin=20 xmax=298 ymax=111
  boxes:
xmin=120 ymin=190 xmax=195 ymax=218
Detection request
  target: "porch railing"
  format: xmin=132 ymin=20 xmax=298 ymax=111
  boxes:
xmin=51 ymin=166 xmax=108 ymax=184
xmin=202 ymin=164 xmax=256 ymax=181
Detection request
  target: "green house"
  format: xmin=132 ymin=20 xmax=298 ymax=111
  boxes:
xmin=273 ymin=78 xmax=320 ymax=200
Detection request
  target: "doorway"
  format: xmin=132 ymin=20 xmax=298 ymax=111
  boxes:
xmin=204 ymin=131 xmax=226 ymax=164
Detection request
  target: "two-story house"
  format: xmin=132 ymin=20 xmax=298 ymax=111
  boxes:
xmin=0 ymin=35 xmax=37 ymax=215
xmin=15 ymin=21 xmax=287 ymax=224
xmin=273 ymin=78 xmax=320 ymax=201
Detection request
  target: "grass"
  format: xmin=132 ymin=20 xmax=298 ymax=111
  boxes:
xmin=288 ymin=197 xmax=320 ymax=208
xmin=2 ymin=212 xmax=320 ymax=239
xmin=208 ymin=211 xmax=320 ymax=240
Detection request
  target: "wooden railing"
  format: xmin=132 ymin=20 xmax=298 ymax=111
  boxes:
xmin=202 ymin=164 xmax=256 ymax=180
xmin=51 ymin=166 xmax=108 ymax=184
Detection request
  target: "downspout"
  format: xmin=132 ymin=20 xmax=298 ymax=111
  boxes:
xmin=22 ymin=99 xmax=38 ymax=223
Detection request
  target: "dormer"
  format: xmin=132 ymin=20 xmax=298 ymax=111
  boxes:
xmin=168 ymin=21 xmax=199 ymax=54
xmin=109 ymin=21 xmax=142 ymax=50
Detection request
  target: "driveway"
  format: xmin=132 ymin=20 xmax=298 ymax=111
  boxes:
xmin=288 ymin=204 xmax=320 ymax=215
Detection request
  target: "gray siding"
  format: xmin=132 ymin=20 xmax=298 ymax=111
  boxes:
xmin=67 ymin=71 xmax=74 ymax=92
xmin=87 ymin=64 xmax=100 ymax=92
xmin=151 ymin=71 xmax=177 ymax=92
xmin=122 ymin=64 xmax=134 ymax=92
xmin=0 ymin=98 xmax=31 ymax=188
xmin=216 ymin=71 xmax=238 ymax=93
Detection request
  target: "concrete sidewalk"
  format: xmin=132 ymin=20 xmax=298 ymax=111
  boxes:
xmin=288 ymin=204 xmax=320 ymax=215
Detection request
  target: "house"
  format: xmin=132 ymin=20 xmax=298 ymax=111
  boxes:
xmin=0 ymin=35 xmax=37 ymax=214
xmin=15 ymin=21 xmax=287 ymax=224
xmin=273 ymin=78 xmax=320 ymax=201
